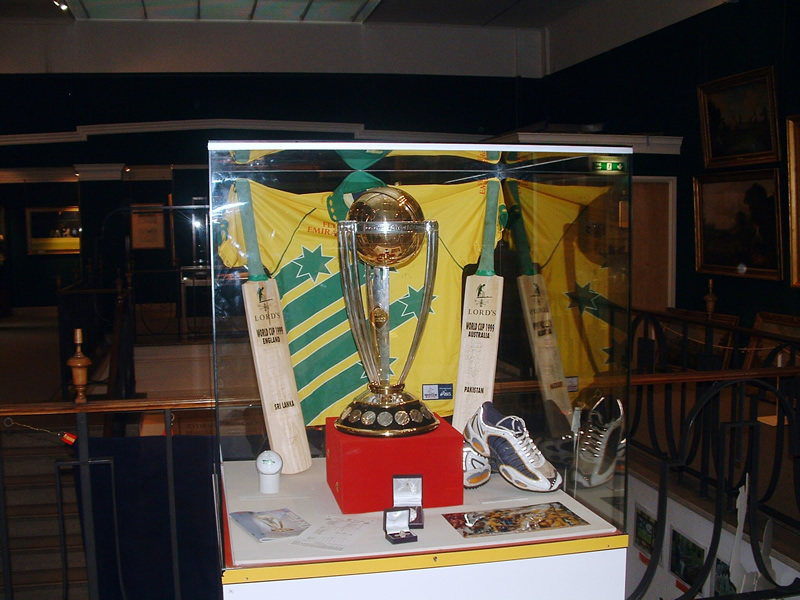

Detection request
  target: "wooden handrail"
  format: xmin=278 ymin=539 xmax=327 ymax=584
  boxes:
xmin=0 ymin=395 xmax=260 ymax=417
xmin=631 ymin=365 xmax=800 ymax=385
xmin=494 ymin=365 xmax=800 ymax=395
xmin=6 ymin=363 xmax=798 ymax=417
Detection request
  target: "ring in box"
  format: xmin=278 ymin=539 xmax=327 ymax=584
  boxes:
xmin=393 ymin=474 xmax=424 ymax=528
xmin=384 ymin=508 xmax=417 ymax=544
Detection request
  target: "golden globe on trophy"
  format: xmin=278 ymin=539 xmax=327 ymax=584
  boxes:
xmin=335 ymin=187 xmax=439 ymax=437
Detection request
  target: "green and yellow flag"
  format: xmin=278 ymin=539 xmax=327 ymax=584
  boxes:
xmin=217 ymin=178 xmax=503 ymax=425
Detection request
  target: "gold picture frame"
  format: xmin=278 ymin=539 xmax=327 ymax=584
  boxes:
xmin=693 ymin=169 xmax=782 ymax=280
xmin=788 ymin=115 xmax=800 ymax=286
xmin=743 ymin=311 xmax=800 ymax=369
xmin=698 ymin=67 xmax=779 ymax=168
xmin=661 ymin=308 xmax=740 ymax=371
xmin=25 ymin=207 xmax=81 ymax=255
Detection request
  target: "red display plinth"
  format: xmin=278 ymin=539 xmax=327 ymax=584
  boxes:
xmin=326 ymin=416 xmax=463 ymax=514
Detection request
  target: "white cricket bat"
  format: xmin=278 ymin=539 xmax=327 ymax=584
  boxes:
xmin=238 ymin=179 xmax=312 ymax=474
xmin=510 ymin=206 xmax=572 ymax=436
xmin=452 ymin=179 xmax=504 ymax=434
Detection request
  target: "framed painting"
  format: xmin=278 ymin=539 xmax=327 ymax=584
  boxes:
xmin=788 ymin=116 xmax=800 ymax=286
xmin=743 ymin=311 xmax=800 ymax=369
xmin=697 ymin=67 xmax=779 ymax=168
xmin=661 ymin=308 xmax=740 ymax=371
xmin=694 ymin=169 xmax=781 ymax=280
xmin=26 ymin=207 xmax=81 ymax=255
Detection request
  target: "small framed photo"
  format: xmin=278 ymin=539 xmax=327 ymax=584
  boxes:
xmin=714 ymin=558 xmax=737 ymax=596
xmin=694 ymin=169 xmax=781 ymax=280
xmin=633 ymin=504 xmax=657 ymax=559
xmin=26 ymin=207 xmax=81 ymax=255
xmin=698 ymin=67 xmax=779 ymax=168
xmin=669 ymin=527 xmax=706 ymax=588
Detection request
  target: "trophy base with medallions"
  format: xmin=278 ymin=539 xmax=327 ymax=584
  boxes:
xmin=334 ymin=384 xmax=439 ymax=437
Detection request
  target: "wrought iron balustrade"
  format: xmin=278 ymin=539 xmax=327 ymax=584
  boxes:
xmin=628 ymin=309 xmax=800 ymax=600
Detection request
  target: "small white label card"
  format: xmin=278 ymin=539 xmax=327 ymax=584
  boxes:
xmin=291 ymin=516 xmax=371 ymax=552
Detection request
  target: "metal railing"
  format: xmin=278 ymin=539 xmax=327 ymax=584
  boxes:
xmin=3 ymin=302 xmax=800 ymax=598
xmin=0 ymin=396 xmax=232 ymax=600
xmin=628 ymin=309 xmax=800 ymax=599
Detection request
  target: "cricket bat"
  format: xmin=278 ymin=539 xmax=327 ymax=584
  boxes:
xmin=451 ymin=179 xmax=504 ymax=434
xmin=510 ymin=205 xmax=572 ymax=436
xmin=237 ymin=179 xmax=312 ymax=474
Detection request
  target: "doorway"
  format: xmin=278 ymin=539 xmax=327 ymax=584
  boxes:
xmin=631 ymin=177 xmax=676 ymax=312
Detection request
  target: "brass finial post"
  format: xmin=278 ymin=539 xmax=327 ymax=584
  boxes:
xmin=66 ymin=328 xmax=92 ymax=404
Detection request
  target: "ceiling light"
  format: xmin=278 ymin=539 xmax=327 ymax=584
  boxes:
xmin=53 ymin=1 xmax=69 ymax=11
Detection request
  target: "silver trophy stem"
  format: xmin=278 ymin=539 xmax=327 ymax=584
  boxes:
xmin=366 ymin=265 xmax=392 ymax=386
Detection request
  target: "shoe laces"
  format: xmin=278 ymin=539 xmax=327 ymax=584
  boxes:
xmin=496 ymin=416 xmax=546 ymax=468
xmin=580 ymin=412 xmax=609 ymax=459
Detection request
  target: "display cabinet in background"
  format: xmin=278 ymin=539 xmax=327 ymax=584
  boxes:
xmin=209 ymin=142 xmax=631 ymax=597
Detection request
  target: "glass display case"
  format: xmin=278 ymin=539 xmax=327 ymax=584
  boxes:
xmin=209 ymin=142 xmax=631 ymax=591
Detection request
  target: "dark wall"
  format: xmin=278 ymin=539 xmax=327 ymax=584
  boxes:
xmin=0 ymin=74 xmax=543 ymax=307
xmin=1 ymin=0 xmax=799 ymax=323
xmin=0 ymin=183 xmax=82 ymax=306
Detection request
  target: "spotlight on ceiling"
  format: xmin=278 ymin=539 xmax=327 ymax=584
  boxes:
xmin=53 ymin=0 xmax=69 ymax=11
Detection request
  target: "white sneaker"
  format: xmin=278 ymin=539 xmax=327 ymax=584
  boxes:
xmin=462 ymin=441 xmax=491 ymax=489
xmin=577 ymin=396 xmax=625 ymax=488
xmin=464 ymin=402 xmax=562 ymax=492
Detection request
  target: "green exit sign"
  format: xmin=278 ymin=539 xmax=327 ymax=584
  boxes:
xmin=593 ymin=161 xmax=625 ymax=172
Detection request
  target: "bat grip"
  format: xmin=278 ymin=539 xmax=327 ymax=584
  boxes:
xmin=237 ymin=179 xmax=268 ymax=281
xmin=476 ymin=179 xmax=500 ymax=276
xmin=508 ymin=199 xmax=537 ymax=277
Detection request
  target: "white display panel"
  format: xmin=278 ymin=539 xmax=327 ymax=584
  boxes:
xmin=223 ymin=546 xmax=627 ymax=599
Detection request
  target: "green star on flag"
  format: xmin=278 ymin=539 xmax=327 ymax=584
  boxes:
xmin=566 ymin=281 xmax=599 ymax=315
xmin=293 ymin=245 xmax=334 ymax=283
xmin=396 ymin=285 xmax=436 ymax=321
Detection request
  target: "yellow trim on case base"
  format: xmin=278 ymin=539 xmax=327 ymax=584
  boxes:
xmin=222 ymin=533 xmax=628 ymax=585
